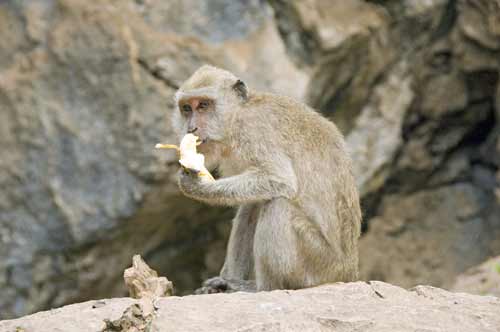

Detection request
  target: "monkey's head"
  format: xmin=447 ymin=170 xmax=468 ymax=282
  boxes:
xmin=172 ymin=65 xmax=248 ymax=166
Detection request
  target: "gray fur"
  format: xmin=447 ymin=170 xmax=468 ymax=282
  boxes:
xmin=173 ymin=65 xmax=362 ymax=292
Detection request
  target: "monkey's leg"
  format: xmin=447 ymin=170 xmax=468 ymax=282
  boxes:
xmin=221 ymin=203 xmax=260 ymax=279
xmin=253 ymin=198 xmax=327 ymax=291
xmin=195 ymin=204 xmax=259 ymax=294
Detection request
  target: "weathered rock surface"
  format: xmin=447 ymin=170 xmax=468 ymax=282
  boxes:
xmin=452 ymin=255 xmax=500 ymax=298
xmin=1 ymin=0 xmax=499 ymax=320
xmin=1 ymin=282 xmax=499 ymax=332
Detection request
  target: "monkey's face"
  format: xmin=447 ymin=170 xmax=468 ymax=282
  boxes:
xmin=172 ymin=65 xmax=248 ymax=168
xmin=177 ymin=97 xmax=225 ymax=153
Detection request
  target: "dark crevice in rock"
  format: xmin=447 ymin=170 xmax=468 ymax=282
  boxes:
xmin=429 ymin=104 xmax=492 ymax=155
xmin=308 ymin=36 xmax=397 ymax=133
xmin=460 ymin=33 xmax=500 ymax=55
xmin=458 ymin=105 xmax=496 ymax=149
xmin=366 ymin=281 xmax=385 ymax=299
xmin=360 ymin=200 xmax=376 ymax=234
xmin=431 ymin=0 xmax=457 ymax=42
xmin=136 ymin=58 xmax=180 ymax=90
xmin=362 ymin=69 xmax=498 ymax=227
xmin=267 ymin=0 xmax=320 ymax=67
xmin=465 ymin=70 xmax=499 ymax=103
xmin=361 ymin=179 xmax=470 ymax=232
xmin=320 ymin=76 xmax=354 ymax=125
xmin=402 ymin=112 xmax=427 ymax=142
xmin=405 ymin=180 xmax=471 ymax=198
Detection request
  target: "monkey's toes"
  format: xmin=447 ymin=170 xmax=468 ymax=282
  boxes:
xmin=203 ymin=276 xmax=229 ymax=291
xmin=194 ymin=276 xmax=229 ymax=295
xmin=181 ymin=166 xmax=200 ymax=176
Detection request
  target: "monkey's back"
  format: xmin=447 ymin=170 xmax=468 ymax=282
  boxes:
xmin=244 ymin=92 xmax=362 ymax=281
xmin=247 ymin=93 xmax=354 ymax=185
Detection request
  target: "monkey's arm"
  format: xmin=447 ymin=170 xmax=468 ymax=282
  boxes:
xmin=179 ymin=161 xmax=297 ymax=206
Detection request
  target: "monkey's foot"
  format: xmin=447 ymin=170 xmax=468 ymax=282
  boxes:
xmin=194 ymin=277 xmax=256 ymax=294
xmin=194 ymin=276 xmax=228 ymax=294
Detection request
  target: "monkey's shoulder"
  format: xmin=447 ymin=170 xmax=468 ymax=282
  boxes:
xmin=246 ymin=92 xmax=340 ymax=132
xmin=238 ymin=92 xmax=345 ymax=152
xmin=247 ymin=92 xmax=306 ymax=111
xmin=247 ymin=92 xmax=333 ymax=121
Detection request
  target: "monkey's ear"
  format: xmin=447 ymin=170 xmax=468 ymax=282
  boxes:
xmin=232 ymin=79 xmax=248 ymax=101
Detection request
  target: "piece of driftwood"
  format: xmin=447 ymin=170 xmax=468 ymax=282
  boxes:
xmin=101 ymin=255 xmax=174 ymax=331
xmin=124 ymin=255 xmax=174 ymax=299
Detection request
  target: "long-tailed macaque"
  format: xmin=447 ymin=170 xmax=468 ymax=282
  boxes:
xmin=172 ymin=65 xmax=361 ymax=293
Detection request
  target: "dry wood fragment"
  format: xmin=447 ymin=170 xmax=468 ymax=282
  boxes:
xmin=123 ymin=255 xmax=173 ymax=299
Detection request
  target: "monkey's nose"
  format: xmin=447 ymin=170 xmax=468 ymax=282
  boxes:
xmin=188 ymin=127 xmax=198 ymax=134
xmin=190 ymin=99 xmax=200 ymax=110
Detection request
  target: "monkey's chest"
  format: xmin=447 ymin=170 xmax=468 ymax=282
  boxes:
xmin=218 ymin=156 xmax=247 ymax=177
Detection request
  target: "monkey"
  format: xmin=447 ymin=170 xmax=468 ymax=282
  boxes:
xmin=171 ymin=65 xmax=361 ymax=293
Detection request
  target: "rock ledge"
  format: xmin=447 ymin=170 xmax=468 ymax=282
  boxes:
xmin=1 ymin=281 xmax=499 ymax=332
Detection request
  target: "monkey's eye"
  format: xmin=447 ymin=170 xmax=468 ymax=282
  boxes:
xmin=198 ymin=100 xmax=211 ymax=110
xmin=181 ymin=104 xmax=192 ymax=113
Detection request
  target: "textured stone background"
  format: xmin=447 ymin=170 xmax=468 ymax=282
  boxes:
xmin=0 ymin=0 xmax=499 ymax=319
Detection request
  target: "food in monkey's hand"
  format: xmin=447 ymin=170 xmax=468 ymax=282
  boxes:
xmin=155 ymin=133 xmax=215 ymax=182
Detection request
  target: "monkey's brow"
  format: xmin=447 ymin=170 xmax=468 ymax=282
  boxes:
xmin=175 ymin=88 xmax=218 ymax=103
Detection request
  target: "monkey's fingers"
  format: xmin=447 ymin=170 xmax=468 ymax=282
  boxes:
xmin=181 ymin=165 xmax=200 ymax=176
xmin=181 ymin=165 xmax=215 ymax=181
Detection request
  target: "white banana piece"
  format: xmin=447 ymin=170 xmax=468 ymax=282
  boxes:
xmin=155 ymin=133 xmax=215 ymax=182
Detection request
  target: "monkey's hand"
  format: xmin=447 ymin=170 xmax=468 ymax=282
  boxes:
xmin=179 ymin=163 xmax=297 ymax=206
xmin=178 ymin=166 xmax=207 ymax=197
xmin=194 ymin=276 xmax=256 ymax=294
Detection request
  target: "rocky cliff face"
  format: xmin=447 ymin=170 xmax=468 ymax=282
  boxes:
xmin=0 ymin=0 xmax=499 ymax=319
